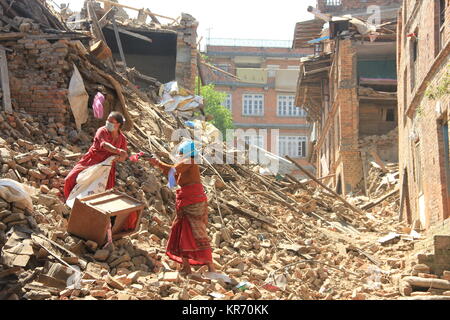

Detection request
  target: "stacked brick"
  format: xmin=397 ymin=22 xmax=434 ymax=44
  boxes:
xmin=5 ymin=38 xmax=72 ymax=123
xmin=169 ymin=13 xmax=199 ymax=92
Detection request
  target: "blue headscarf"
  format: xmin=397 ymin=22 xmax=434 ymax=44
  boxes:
xmin=178 ymin=140 xmax=198 ymax=157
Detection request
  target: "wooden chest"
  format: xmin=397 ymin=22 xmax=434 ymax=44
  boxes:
xmin=67 ymin=190 xmax=145 ymax=246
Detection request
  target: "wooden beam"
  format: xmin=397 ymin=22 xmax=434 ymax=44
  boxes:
xmin=200 ymin=59 xmax=241 ymax=80
xmin=95 ymin=0 xmax=177 ymax=22
xmin=369 ymin=148 xmax=388 ymax=173
xmin=86 ymin=0 xmax=115 ymax=70
xmin=106 ymin=26 xmax=153 ymax=44
xmin=111 ymin=14 xmax=127 ymax=68
xmin=98 ymin=7 xmax=115 ymax=28
xmin=197 ymin=53 xmax=205 ymax=86
xmin=0 ymin=32 xmax=25 ymax=41
xmin=0 ymin=14 xmax=20 ymax=31
xmin=361 ymin=188 xmax=399 ymax=211
xmin=0 ymin=48 xmax=12 ymax=113
xmin=144 ymin=8 xmax=161 ymax=25
xmin=0 ymin=0 xmax=18 ymax=17
xmin=286 ymin=156 xmax=365 ymax=215
xmin=402 ymin=276 xmax=450 ymax=290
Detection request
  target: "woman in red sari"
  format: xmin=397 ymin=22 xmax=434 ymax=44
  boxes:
xmin=149 ymin=140 xmax=215 ymax=275
xmin=64 ymin=112 xmax=128 ymax=200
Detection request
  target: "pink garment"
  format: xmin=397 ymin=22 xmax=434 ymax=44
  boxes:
xmin=92 ymin=92 xmax=105 ymax=119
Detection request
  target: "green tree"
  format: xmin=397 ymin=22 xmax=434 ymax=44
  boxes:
xmin=197 ymin=81 xmax=234 ymax=138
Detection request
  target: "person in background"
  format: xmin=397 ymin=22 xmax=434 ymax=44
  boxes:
xmin=64 ymin=111 xmax=128 ymax=200
xmin=148 ymin=140 xmax=216 ymax=275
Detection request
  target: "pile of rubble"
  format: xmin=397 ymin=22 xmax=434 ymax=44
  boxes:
xmin=1 ymin=0 xmax=444 ymax=301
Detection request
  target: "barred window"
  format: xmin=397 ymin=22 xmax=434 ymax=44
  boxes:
xmin=278 ymin=136 xmax=307 ymax=158
xmin=277 ymin=95 xmax=307 ymax=117
xmin=243 ymin=94 xmax=264 ymax=116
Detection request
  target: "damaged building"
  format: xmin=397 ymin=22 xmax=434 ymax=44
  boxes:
xmin=0 ymin=0 xmax=449 ymax=302
xmin=68 ymin=1 xmax=199 ymax=92
xmin=293 ymin=0 xmax=402 ymax=196
xmin=397 ymin=0 xmax=450 ymax=230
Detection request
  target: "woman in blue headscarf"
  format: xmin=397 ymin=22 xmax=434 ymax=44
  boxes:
xmin=148 ymin=140 xmax=215 ymax=275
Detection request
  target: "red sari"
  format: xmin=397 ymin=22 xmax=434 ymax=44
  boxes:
xmin=166 ymin=183 xmax=212 ymax=266
xmin=64 ymin=127 xmax=127 ymax=200
xmin=154 ymin=159 xmax=212 ymax=266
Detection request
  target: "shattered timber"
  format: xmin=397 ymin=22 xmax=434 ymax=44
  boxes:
xmin=0 ymin=0 xmax=449 ymax=302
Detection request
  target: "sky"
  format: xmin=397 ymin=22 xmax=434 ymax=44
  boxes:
xmin=51 ymin=0 xmax=317 ymax=46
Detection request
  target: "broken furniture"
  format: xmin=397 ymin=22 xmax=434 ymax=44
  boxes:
xmin=67 ymin=190 xmax=145 ymax=245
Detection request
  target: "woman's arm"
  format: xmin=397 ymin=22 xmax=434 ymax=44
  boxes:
xmin=150 ymin=159 xmax=174 ymax=176
xmin=101 ymin=141 xmax=127 ymax=159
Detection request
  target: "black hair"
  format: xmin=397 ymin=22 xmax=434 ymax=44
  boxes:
xmin=108 ymin=111 xmax=125 ymax=128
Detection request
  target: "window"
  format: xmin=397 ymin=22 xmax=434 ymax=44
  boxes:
xmin=414 ymin=142 xmax=423 ymax=194
xmin=440 ymin=0 xmax=446 ymax=26
xmin=439 ymin=0 xmax=447 ymax=52
xmin=287 ymin=66 xmax=300 ymax=70
xmin=325 ymin=0 xmax=342 ymax=6
xmin=213 ymin=64 xmax=230 ymax=76
xmin=222 ymin=93 xmax=232 ymax=111
xmin=314 ymin=43 xmax=324 ymax=55
xmin=244 ymin=135 xmax=265 ymax=149
xmin=243 ymin=94 xmax=264 ymax=116
xmin=278 ymin=136 xmax=307 ymax=158
xmin=411 ymin=30 xmax=419 ymax=90
xmin=386 ymin=108 xmax=395 ymax=122
xmin=277 ymin=95 xmax=307 ymax=117
xmin=236 ymin=63 xmax=261 ymax=69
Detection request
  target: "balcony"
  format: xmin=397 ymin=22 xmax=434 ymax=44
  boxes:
xmin=275 ymin=69 xmax=300 ymax=92
xmin=236 ymin=68 xmax=268 ymax=84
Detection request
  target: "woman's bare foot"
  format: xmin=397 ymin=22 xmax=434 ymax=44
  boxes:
xmin=181 ymin=258 xmax=192 ymax=275
xmin=207 ymin=263 xmax=216 ymax=273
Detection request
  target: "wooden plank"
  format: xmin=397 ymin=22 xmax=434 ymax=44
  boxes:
xmin=369 ymin=149 xmax=388 ymax=173
xmin=219 ymin=197 xmax=275 ymax=226
xmin=361 ymin=151 xmax=369 ymax=197
xmin=143 ymin=9 xmax=161 ymax=25
xmin=286 ymin=156 xmax=365 ymax=215
xmin=95 ymin=0 xmax=176 ymax=22
xmin=111 ymin=15 xmax=127 ymax=68
xmin=86 ymin=0 xmax=115 ymax=71
xmin=0 ymin=49 xmax=12 ymax=113
xmin=0 ymin=0 xmax=18 ymax=17
xmin=403 ymin=276 xmax=450 ymax=290
xmin=31 ymin=235 xmax=83 ymax=275
xmin=402 ymin=296 xmax=450 ymax=301
xmin=98 ymin=7 xmax=115 ymax=29
xmin=361 ymin=188 xmax=399 ymax=211
xmin=106 ymin=26 xmax=153 ymax=44
xmin=0 ymin=267 xmax=21 ymax=279
xmin=0 ymin=32 xmax=25 ymax=41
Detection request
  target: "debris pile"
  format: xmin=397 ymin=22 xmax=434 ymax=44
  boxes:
xmin=359 ymin=128 xmax=399 ymax=200
xmin=0 ymin=0 xmax=437 ymax=301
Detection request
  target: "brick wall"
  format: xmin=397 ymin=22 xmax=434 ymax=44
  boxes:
xmin=170 ymin=13 xmax=198 ymax=92
xmin=398 ymin=0 xmax=450 ymax=230
xmin=208 ymin=46 xmax=313 ymax=167
xmin=6 ymin=38 xmax=72 ymax=123
xmin=316 ymin=39 xmax=364 ymax=193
